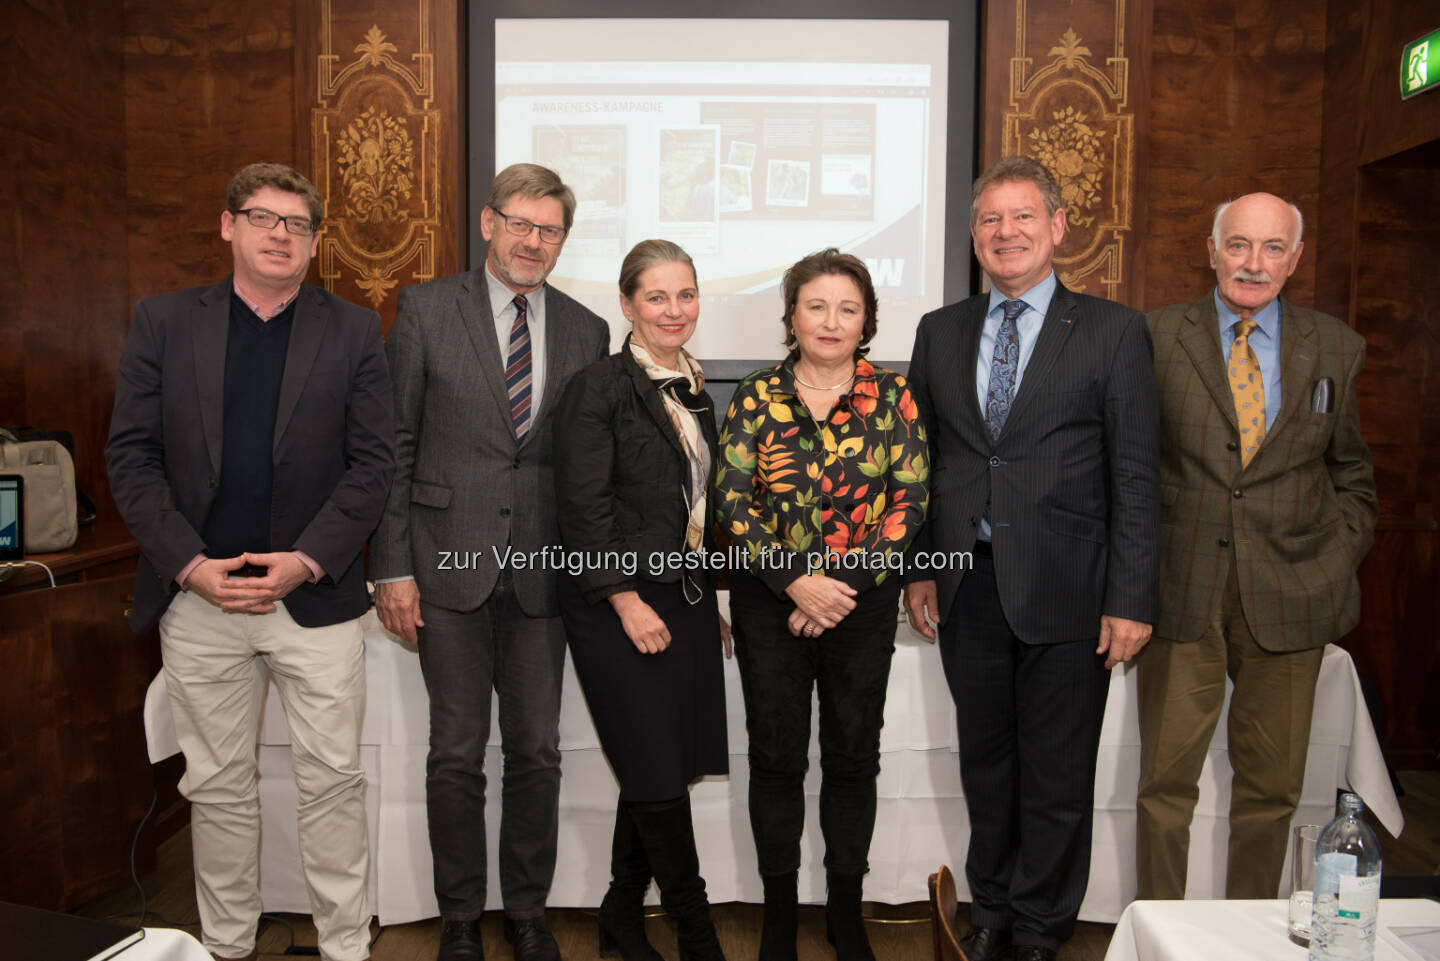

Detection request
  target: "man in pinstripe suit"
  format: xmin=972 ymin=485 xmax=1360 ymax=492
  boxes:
xmin=1135 ymin=192 xmax=1377 ymax=901
xmin=904 ymin=157 xmax=1160 ymax=961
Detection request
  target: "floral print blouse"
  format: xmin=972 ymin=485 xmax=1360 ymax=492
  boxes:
xmin=715 ymin=356 xmax=930 ymax=597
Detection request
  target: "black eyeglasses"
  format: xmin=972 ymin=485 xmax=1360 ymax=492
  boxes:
xmin=489 ymin=205 xmax=567 ymax=245
xmin=235 ymin=207 xmax=318 ymax=237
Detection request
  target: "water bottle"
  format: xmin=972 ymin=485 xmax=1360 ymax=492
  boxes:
xmin=1309 ymin=792 xmax=1382 ymax=961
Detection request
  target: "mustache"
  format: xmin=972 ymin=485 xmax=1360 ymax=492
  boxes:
xmin=1231 ymin=269 xmax=1273 ymax=284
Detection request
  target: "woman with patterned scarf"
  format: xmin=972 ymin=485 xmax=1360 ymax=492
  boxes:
xmin=554 ymin=239 xmax=730 ymax=961
xmin=715 ymin=248 xmax=929 ymax=961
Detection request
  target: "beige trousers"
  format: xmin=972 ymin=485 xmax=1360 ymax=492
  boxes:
xmin=1135 ymin=560 xmax=1324 ymax=900
xmin=160 ymin=590 xmax=370 ymax=961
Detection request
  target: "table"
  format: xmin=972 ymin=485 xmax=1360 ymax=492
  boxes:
xmin=122 ymin=928 xmax=212 ymax=961
xmin=1 ymin=518 xmax=159 ymax=910
xmin=1104 ymin=898 xmax=1440 ymax=961
xmin=143 ymin=602 xmax=1403 ymax=925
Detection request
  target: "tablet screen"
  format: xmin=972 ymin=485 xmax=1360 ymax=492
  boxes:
xmin=0 ymin=474 xmax=22 ymax=561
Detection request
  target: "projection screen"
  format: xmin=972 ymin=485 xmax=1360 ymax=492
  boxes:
xmin=471 ymin=4 xmax=978 ymax=368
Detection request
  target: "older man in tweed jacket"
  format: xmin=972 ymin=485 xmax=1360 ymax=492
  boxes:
xmin=1135 ymin=192 xmax=1377 ymax=901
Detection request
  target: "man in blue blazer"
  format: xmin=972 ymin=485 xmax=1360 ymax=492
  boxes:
xmin=107 ymin=163 xmax=396 ymax=961
xmin=903 ymin=157 xmax=1160 ymax=961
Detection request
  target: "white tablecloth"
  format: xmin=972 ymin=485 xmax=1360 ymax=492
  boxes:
xmin=143 ymin=602 xmax=1403 ymax=925
xmin=119 ymin=928 xmax=212 ymax=961
xmin=1104 ymin=899 xmax=1440 ymax=961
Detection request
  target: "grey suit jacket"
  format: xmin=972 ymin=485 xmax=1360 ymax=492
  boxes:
xmin=1148 ymin=296 xmax=1376 ymax=651
xmin=106 ymin=279 xmax=396 ymax=632
xmin=368 ymin=265 xmax=609 ymax=616
xmin=906 ymin=282 xmax=1161 ymax=643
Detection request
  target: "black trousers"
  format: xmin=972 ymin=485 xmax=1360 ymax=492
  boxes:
xmin=416 ymin=569 xmax=566 ymax=920
xmin=730 ymin=573 xmax=901 ymax=878
xmin=937 ymin=555 xmax=1110 ymax=951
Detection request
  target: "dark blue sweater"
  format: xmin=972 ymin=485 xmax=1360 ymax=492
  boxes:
xmin=200 ymin=291 xmax=295 ymax=558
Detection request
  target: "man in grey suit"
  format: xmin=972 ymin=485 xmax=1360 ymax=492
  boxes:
xmin=369 ymin=163 xmax=609 ymax=961
xmin=903 ymin=157 xmax=1160 ymax=961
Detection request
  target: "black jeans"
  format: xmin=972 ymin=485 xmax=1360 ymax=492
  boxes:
xmin=416 ymin=570 xmax=566 ymax=920
xmin=730 ymin=574 xmax=901 ymax=877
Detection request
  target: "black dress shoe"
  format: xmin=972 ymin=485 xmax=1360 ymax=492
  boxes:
xmin=958 ymin=925 xmax=1013 ymax=961
xmin=1012 ymin=946 xmax=1056 ymax=961
xmin=439 ymin=918 xmax=484 ymax=961
xmin=505 ymin=915 xmax=562 ymax=961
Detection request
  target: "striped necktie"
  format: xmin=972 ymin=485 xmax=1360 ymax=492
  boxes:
xmin=506 ymin=294 xmax=533 ymax=440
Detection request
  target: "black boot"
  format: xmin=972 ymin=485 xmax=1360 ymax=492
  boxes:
xmin=630 ymin=796 xmax=726 ymax=961
xmin=758 ymin=871 xmax=799 ymax=961
xmin=824 ymin=872 xmax=875 ymax=961
xmin=598 ymin=800 xmax=664 ymax=961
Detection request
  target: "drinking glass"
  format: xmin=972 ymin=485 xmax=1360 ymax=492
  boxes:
xmin=1288 ymin=823 xmax=1323 ymax=946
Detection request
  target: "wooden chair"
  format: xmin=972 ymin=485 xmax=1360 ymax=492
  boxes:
xmin=929 ymin=864 xmax=968 ymax=961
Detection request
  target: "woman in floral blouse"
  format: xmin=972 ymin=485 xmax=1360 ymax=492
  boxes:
xmin=714 ymin=248 xmax=929 ymax=961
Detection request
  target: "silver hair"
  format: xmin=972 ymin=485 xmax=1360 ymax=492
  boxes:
xmin=1210 ymin=198 xmax=1304 ymax=251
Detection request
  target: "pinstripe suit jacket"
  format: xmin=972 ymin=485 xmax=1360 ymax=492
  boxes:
xmin=1148 ymin=296 xmax=1376 ymax=651
xmin=368 ymin=266 xmax=609 ymax=616
xmin=907 ymin=282 xmax=1161 ymax=643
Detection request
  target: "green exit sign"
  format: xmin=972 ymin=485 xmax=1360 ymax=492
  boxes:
xmin=1402 ymin=28 xmax=1440 ymax=99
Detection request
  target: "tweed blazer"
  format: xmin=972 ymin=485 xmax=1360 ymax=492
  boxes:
xmin=1147 ymin=296 xmax=1377 ymax=651
xmin=906 ymin=281 xmax=1161 ymax=643
xmin=368 ymin=266 xmax=609 ymax=616
xmin=106 ymin=279 xmax=396 ymax=632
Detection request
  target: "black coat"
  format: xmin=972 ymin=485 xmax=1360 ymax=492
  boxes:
xmin=553 ymin=340 xmax=720 ymax=605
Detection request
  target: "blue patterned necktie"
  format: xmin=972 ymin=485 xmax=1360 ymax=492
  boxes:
xmin=984 ymin=299 xmax=1026 ymax=441
xmin=506 ymin=294 xmax=533 ymax=439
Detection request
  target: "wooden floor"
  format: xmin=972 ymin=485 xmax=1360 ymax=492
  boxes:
xmin=77 ymin=770 xmax=1440 ymax=961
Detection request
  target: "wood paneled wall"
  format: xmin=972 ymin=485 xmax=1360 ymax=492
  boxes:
xmin=1345 ymin=159 xmax=1440 ymax=767
xmin=1 ymin=0 xmax=464 ymax=522
xmin=123 ymin=2 xmax=298 ymax=304
xmin=981 ymin=0 xmax=1150 ymax=306
xmin=1320 ymin=0 xmax=1440 ymax=766
xmin=4 ymin=1 xmax=1435 ymax=764
xmin=0 ymin=1 xmax=130 ymax=511
xmin=984 ymin=0 xmax=1439 ymax=763
xmin=295 ymin=0 xmax=464 ymax=335
xmin=1141 ymin=0 xmax=1326 ymax=311
xmin=978 ymin=0 xmax=1331 ymax=311
xmin=1315 ymin=0 xmax=1440 ymax=767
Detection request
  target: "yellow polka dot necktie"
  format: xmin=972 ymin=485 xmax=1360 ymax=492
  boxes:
xmin=1228 ymin=319 xmax=1266 ymax=466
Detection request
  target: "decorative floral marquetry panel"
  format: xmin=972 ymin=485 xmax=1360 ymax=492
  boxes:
xmin=1002 ymin=4 xmax=1136 ymax=299
xmin=310 ymin=4 xmax=442 ymax=312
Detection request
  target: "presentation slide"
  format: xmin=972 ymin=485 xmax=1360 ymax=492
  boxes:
xmin=495 ymin=19 xmax=949 ymax=363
